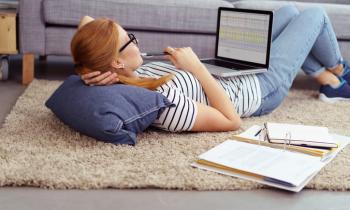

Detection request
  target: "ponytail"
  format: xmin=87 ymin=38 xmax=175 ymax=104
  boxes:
xmin=118 ymin=74 xmax=174 ymax=90
xmin=75 ymin=64 xmax=173 ymax=90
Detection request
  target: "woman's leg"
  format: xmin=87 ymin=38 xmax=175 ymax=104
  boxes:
xmin=285 ymin=8 xmax=350 ymax=103
xmin=299 ymin=8 xmax=343 ymax=87
xmin=254 ymin=6 xmax=347 ymax=116
xmin=270 ymin=6 xmax=343 ymax=87
xmin=251 ymin=5 xmax=300 ymax=116
xmin=271 ymin=5 xmax=299 ymax=41
xmin=274 ymin=6 xmax=342 ymax=87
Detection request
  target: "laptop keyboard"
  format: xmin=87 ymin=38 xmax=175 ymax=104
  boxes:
xmin=202 ymin=59 xmax=254 ymax=70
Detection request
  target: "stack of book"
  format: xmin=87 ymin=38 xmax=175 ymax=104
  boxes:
xmin=191 ymin=123 xmax=350 ymax=192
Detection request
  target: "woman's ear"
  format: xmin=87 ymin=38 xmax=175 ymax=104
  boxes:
xmin=111 ymin=60 xmax=125 ymax=69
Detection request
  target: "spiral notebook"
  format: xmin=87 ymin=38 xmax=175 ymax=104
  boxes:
xmin=233 ymin=125 xmax=335 ymax=158
xmin=263 ymin=123 xmax=337 ymax=148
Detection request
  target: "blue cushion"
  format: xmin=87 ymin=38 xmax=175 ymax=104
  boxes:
xmin=45 ymin=75 xmax=174 ymax=145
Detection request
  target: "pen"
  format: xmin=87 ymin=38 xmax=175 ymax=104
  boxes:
xmin=254 ymin=129 xmax=262 ymax=137
xmin=232 ymin=136 xmax=326 ymax=157
xmin=140 ymin=52 xmax=170 ymax=57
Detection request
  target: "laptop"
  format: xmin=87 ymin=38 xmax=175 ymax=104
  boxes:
xmin=201 ymin=7 xmax=273 ymax=77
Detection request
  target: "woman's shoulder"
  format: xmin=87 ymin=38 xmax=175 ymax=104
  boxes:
xmin=138 ymin=62 xmax=195 ymax=78
xmin=136 ymin=62 xmax=172 ymax=74
xmin=141 ymin=61 xmax=177 ymax=71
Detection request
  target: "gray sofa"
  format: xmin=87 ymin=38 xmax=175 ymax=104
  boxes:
xmin=19 ymin=0 xmax=350 ymax=84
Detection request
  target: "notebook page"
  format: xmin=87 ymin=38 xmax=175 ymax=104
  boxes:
xmin=266 ymin=123 xmax=334 ymax=143
xmin=199 ymin=140 xmax=323 ymax=186
xmin=236 ymin=125 xmax=262 ymax=141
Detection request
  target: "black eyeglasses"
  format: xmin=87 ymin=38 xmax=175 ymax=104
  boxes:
xmin=119 ymin=33 xmax=138 ymax=53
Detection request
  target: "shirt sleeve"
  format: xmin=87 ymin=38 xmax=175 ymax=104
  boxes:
xmin=152 ymin=87 xmax=198 ymax=132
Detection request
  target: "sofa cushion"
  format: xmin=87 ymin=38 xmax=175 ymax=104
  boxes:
xmin=292 ymin=0 xmax=349 ymax=4
xmin=45 ymin=27 xmax=216 ymax=57
xmin=45 ymin=75 xmax=174 ymax=145
xmin=43 ymin=0 xmax=233 ymax=34
xmin=232 ymin=1 xmax=350 ymax=39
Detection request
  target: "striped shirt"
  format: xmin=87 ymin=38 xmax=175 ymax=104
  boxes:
xmin=135 ymin=62 xmax=261 ymax=132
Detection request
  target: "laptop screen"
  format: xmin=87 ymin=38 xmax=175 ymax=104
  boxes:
xmin=217 ymin=9 xmax=271 ymax=66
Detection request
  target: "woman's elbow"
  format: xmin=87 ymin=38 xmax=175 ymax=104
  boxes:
xmin=228 ymin=117 xmax=242 ymax=131
xmin=234 ymin=117 xmax=242 ymax=130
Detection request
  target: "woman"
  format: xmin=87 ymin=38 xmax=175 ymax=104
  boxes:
xmin=71 ymin=6 xmax=350 ymax=133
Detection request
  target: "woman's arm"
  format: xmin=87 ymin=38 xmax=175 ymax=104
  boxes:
xmin=191 ymin=67 xmax=242 ymax=132
xmin=164 ymin=47 xmax=242 ymax=131
xmin=81 ymin=71 xmax=119 ymax=86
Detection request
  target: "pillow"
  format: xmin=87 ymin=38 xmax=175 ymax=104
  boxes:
xmin=45 ymin=75 xmax=174 ymax=145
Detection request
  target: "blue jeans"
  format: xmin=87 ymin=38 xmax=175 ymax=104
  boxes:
xmin=252 ymin=5 xmax=342 ymax=116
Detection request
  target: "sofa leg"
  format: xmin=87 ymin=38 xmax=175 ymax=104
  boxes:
xmin=39 ymin=55 xmax=47 ymax=61
xmin=22 ymin=53 xmax=35 ymax=85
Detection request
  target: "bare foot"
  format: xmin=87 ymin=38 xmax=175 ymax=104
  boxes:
xmin=327 ymin=64 xmax=344 ymax=76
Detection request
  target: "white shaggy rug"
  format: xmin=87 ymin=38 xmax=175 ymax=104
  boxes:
xmin=0 ymin=79 xmax=350 ymax=190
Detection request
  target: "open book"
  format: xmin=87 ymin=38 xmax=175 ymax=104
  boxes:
xmin=191 ymin=126 xmax=350 ymax=192
xmin=264 ymin=123 xmax=337 ymax=148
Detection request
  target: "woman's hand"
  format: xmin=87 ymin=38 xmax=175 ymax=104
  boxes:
xmin=164 ymin=46 xmax=205 ymax=75
xmin=81 ymin=71 xmax=119 ymax=86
